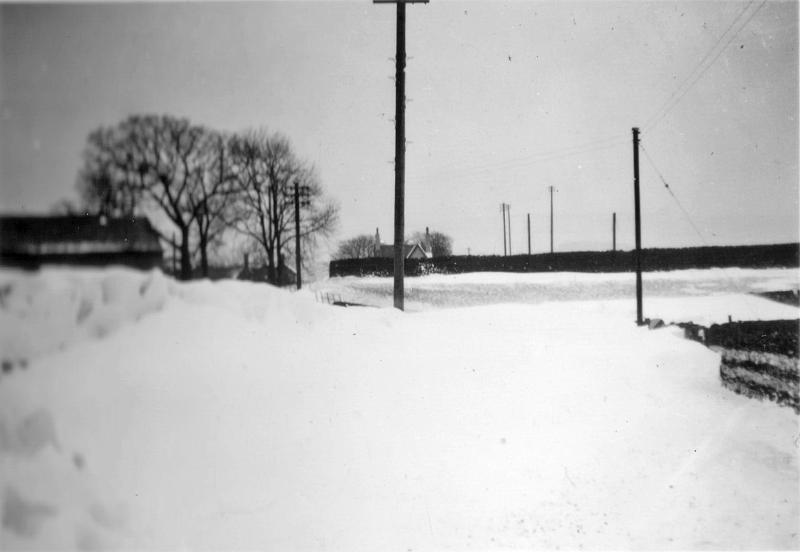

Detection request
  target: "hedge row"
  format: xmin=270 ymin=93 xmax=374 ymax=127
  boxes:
xmin=330 ymin=243 xmax=799 ymax=277
xmin=706 ymin=319 xmax=799 ymax=357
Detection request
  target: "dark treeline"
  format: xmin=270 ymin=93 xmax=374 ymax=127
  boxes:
xmin=330 ymin=243 xmax=800 ymax=278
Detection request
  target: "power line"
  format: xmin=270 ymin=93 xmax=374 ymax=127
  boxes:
xmin=454 ymin=138 xmax=626 ymax=174
xmin=643 ymin=0 xmax=754 ymax=130
xmin=409 ymin=135 xmax=628 ymax=183
xmin=644 ymin=0 xmax=767 ymax=132
xmin=459 ymin=134 xmax=626 ymax=169
xmin=639 ymin=142 xmax=708 ymax=245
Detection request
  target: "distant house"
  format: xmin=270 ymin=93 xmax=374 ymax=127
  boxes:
xmin=0 ymin=214 xmax=163 ymax=270
xmin=373 ymin=228 xmax=432 ymax=260
xmin=236 ymin=253 xmax=296 ymax=286
xmin=192 ymin=265 xmax=241 ymax=281
xmin=279 ymin=264 xmax=297 ymax=286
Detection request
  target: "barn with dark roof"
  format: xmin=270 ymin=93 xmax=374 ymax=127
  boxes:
xmin=0 ymin=215 xmax=163 ymax=270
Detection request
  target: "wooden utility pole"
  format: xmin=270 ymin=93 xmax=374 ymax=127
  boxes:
xmin=375 ymin=0 xmax=427 ymax=310
xmin=633 ymin=127 xmax=643 ymax=325
xmin=612 ymin=212 xmax=617 ymax=252
xmin=507 ymin=204 xmax=512 ymax=255
xmin=527 ymin=213 xmax=531 ymax=255
xmin=549 ymin=186 xmax=554 ymax=254
xmin=502 ymin=203 xmax=507 ymax=255
xmin=392 ymin=1 xmax=406 ymax=310
xmin=294 ymin=181 xmax=302 ymax=290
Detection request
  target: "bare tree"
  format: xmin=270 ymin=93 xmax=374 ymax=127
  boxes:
xmin=189 ymin=130 xmax=237 ymax=278
xmin=227 ymin=130 xmax=276 ymax=281
xmin=335 ymin=234 xmax=376 ymax=260
xmin=77 ymin=114 xmax=209 ymax=280
xmin=228 ymin=129 xmax=337 ymax=284
xmin=76 ymin=126 xmax=139 ymax=217
xmin=121 ymin=115 xmax=210 ymax=280
xmin=77 ymin=118 xmax=337 ymax=281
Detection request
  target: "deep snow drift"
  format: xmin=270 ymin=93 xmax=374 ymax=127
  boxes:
xmin=0 ymin=267 xmax=798 ymax=550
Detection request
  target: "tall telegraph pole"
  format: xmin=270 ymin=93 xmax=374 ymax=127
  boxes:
xmin=527 ymin=213 xmax=531 ymax=255
xmin=632 ymin=127 xmax=643 ymax=325
xmin=612 ymin=212 xmax=617 ymax=252
xmin=507 ymin=204 xmax=512 ymax=255
xmin=294 ymin=181 xmax=309 ymax=290
xmin=393 ymin=1 xmax=406 ymax=310
xmin=375 ymin=0 xmax=428 ymax=310
xmin=295 ymin=182 xmax=302 ymax=289
xmin=502 ymin=203 xmax=507 ymax=256
xmin=549 ymin=186 xmax=554 ymax=254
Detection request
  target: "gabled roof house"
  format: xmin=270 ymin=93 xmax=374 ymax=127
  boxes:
xmin=236 ymin=253 xmax=296 ymax=286
xmin=373 ymin=228 xmax=432 ymax=260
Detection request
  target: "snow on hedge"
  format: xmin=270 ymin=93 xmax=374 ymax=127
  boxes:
xmin=0 ymin=267 xmax=798 ymax=550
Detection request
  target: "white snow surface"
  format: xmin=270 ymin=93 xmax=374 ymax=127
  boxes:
xmin=0 ymin=267 xmax=798 ymax=550
xmin=320 ymin=268 xmax=799 ymax=317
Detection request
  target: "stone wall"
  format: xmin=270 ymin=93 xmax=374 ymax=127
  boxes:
xmin=706 ymin=320 xmax=799 ymax=413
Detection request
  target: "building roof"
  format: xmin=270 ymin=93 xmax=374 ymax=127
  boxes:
xmin=377 ymin=241 xmax=432 ymax=259
xmin=237 ymin=263 xmax=296 ymax=285
xmin=405 ymin=242 xmax=432 ymax=259
xmin=193 ymin=265 xmax=242 ymax=281
xmin=0 ymin=215 xmax=163 ymax=256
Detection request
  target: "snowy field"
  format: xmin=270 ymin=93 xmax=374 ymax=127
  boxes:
xmin=316 ymin=268 xmax=799 ymax=317
xmin=1 ymin=267 xmax=798 ymax=550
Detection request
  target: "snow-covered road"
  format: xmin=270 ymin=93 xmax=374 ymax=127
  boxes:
xmin=1 ymin=268 xmax=798 ymax=549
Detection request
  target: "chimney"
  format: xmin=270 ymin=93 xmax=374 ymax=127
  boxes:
xmin=425 ymin=227 xmax=431 ymax=254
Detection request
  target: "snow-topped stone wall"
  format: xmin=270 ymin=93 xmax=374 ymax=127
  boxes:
xmin=706 ymin=320 xmax=799 ymax=413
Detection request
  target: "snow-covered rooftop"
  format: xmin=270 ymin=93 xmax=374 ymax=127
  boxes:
xmin=0 ymin=215 xmax=163 ymax=256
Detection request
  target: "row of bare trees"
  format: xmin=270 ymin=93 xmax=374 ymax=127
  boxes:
xmin=74 ymin=114 xmax=338 ymax=281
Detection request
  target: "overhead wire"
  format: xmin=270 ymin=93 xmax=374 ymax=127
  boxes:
xmin=634 ymin=2 xmax=768 ymax=247
xmin=642 ymin=0 xmax=754 ymax=130
xmin=408 ymin=134 xmax=628 ymax=183
xmin=369 ymin=4 xmax=775 ymax=258
xmin=639 ymin=142 xmax=709 ymax=245
xmin=448 ymin=138 xmax=624 ymax=175
xmin=415 ymin=133 xmax=626 ymax=174
xmin=644 ymin=0 xmax=767 ymax=132
xmin=406 ymin=4 xmax=764 ymax=244
xmin=406 ymin=1 xmax=766 ymax=188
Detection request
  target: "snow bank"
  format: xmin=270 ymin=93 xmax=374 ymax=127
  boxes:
xmin=0 ymin=268 xmax=329 ymax=367
xmin=646 ymin=293 xmax=800 ymax=326
xmin=0 ymin=268 xmax=171 ymax=366
xmin=0 ymin=267 xmax=797 ymax=550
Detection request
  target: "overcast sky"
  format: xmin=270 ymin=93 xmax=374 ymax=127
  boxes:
xmin=1 ymin=1 xmax=797 ymax=256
